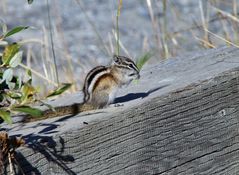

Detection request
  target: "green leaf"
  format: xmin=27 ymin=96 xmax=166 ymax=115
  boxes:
xmin=9 ymin=51 xmax=23 ymax=68
xmin=2 ymin=43 xmax=20 ymax=65
xmin=6 ymin=91 xmax=22 ymax=100
xmin=1 ymin=68 xmax=13 ymax=84
xmin=12 ymin=106 xmax=43 ymax=117
xmin=6 ymin=81 xmax=15 ymax=90
xmin=136 ymin=52 xmax=153 ymax=71
xmin=117 ymin=0 xmax=123 ymax=17
xmin=0 ymin=109 xmax=12 ymax=124
xmin=1 ymin=23 xmax=7 ymax=34
xmin=0 ymin=41 xmax=8 ymax=46
xmin=27 ymin=0 xmax=34 ymax=4
xmin=16 ymin=76 xmax=22 ymax=89
xmin=4 ymin=26 xmax=29 ymax=38
xmin=20 ymin=83 xmax=37 ymax=103
xmin=26 ymin=69 xmax=32 ymax=84
xmin=47 ymin=83 xmax=72 ymax=98
xmin=39 ymin=100 xmax=55 ymax=111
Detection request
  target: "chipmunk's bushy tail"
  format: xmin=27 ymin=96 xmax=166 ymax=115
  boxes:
xmin=23 ymin=103 xmax=96 ymax=123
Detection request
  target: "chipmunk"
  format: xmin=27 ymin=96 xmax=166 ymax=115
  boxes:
xmin=24 ymin=55 xmax=140 ymax=122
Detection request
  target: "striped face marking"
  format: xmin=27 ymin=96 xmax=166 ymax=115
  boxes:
xmin=113 ymin=55 xmax=140 ymax=78
xmin=113 ymin=55 xmax=139 ymax=73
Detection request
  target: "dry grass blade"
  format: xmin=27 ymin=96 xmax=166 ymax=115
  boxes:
xmin=146 ymin=0 xmax=162 ymax=55
xmin=205 ymin=28 xmax=239 ymax=48
xmin=108 ymin=33 xmax=114 ymax=54
xmin=53 ymin=0 xmax=76 ymax=91
xmin=116 ymin=0 xmax=122 ymax=55
xmin=42 ymin=25 xmax=51 ymax=81
xmin=194 ymin=35 xmax=216 ymax=48
xmin=161 ymin=0 xmax=169 ymax=58
xmin=19 ymin=63 xmax=58 ymax=86
xmin=112 ymin=30 xmax=131 ymax=58
xmin=18 ymin=39 xmax=43 ymax=45
xmin=233 ymin=0 xmax=237 ymax=16
xmin=211 ymin=5 xmax=239 ymax=23
xmin=199 ymin=0 xmax=212 ymax=48
xmin=171 ymin=16 xmax=226 ymax=36
xmin=0 ymin=0 xmax=7 ymax=14
xmin=46 ymin=0 xmax=59 ymax=85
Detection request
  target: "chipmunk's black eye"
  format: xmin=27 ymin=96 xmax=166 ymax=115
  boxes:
xmin=115 ymin=59 xmax=120 ymax=64
xmin=129 ymin=63 xmax=134 ymax=69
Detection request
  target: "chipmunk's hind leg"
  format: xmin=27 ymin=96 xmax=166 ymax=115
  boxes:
xmin=91 ymin=90 xmax=109 ymax=108
xmin=90 ymin=74 xmax=117 ymax=109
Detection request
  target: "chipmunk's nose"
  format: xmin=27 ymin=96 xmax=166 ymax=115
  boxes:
xmin=129 ymin=72 xmax=140 ymax=79
xmin=136 ymin=73 xmax=140 ymax=79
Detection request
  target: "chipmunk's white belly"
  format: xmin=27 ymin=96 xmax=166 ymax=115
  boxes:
xmin=108 ymin=88 xmax=118 ymax=105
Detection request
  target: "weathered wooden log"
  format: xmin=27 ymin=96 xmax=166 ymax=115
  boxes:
xmin=3 ymin=46 xmax=239 ymax=175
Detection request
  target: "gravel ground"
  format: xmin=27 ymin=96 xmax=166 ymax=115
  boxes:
xmin=0 ymin=0 xmax=237 ymax=89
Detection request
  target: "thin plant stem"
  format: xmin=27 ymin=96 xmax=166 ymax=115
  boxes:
xmin=112 ymin=30 xmax=131 ymax=58
xmin=162 ymin=0 xmax=169 ymax=58
xmin=18 ymin=39 xmax=43 ymax=45
xmin=146 ymin=0 xmax=162 ymax=57
xmin=171 ymin=16 xmax=227 ymax=36
xmin=46 ymin=0 xmax=59 ymax=85
xmin=211 ymin=5 xmax=239 ymax=23
xmin=205 ymin=28 xmax=239 ymax=48
xmin=199 ymin=0 xmax=211 ymax=48
xmin=53 ymin=0 xmax=76 ymax=91
xmin=233 ymin=0 xmax=237 ymax=16
xmin=19 ymin=63 xmax=58 ymax=86
xmin=42 ymin=26 xmax=50 ymax=80
xmin=116 ymin=0 xmax=122 ymax=55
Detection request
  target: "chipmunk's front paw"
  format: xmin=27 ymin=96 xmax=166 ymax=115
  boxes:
xmin=114 ymin=103 xmax=124 ymax=107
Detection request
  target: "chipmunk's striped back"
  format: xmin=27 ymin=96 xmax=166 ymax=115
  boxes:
xmin=83 ymin=66 xmax=108 ymax=102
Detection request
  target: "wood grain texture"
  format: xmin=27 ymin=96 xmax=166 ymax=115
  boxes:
xmin=3 ymin=47 xmax=239 ymax=175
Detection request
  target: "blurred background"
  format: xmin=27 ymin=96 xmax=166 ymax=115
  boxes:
xmin=0 ymin=0 xmax=238 ymax=95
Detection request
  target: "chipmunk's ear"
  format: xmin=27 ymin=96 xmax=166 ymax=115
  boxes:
xmin=113 ymin=54 xmax=121 ymax=64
